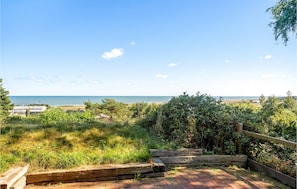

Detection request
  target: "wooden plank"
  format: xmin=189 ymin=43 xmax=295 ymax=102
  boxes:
xmin=248 ymin=159 xmax=296 ymax=188
xmin=26 ymin=163 xmax=162 ymax=184
xmin=159 ymin=155 xmax=247 ymax=167
xmin=9 ymin=176 xmax=26 ymax=189
xmin=152 ymin=158 xmax=165 ymax=172
xmin=150 ymin=149 xmax=203 ymax=157
xmin=243 ymin=130 xmax=297 ymax=150
xmin=1 ymin=167 xmax=23 ymax=189
xmin=0 ymin=165 xmax=29 ymax=189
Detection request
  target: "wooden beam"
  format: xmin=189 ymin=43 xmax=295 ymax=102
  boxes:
xmin=0 ymin=165 xmax=29 ymax=189
xmin=159 ymin=155 xmax=247 ymax=168
xmin=9 ymin=176 xmax=26 ymax=189
xmin=243 ymin=130 xmax=297 ymax=150
xmin=150 ymin=149 xmax=203 ymax=157
xmin=27 ymin=163 xmax=165 ymax=184
xmin=248 ymin=159 xmax=296 ymax=188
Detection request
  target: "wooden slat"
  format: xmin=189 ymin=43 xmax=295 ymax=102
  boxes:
xmin=243 ymin=130 xmax=297 ymax=150
xmin=159 ymin=155 xmax=247 ymax=167
xmin=150 ymin=149 xmax=203 ymax=157
xmin=9 ymin=176 xmax=26 ymax=189
xmin=152 ymin=158 xmax=165 ymax=172
xmin=26 ymin=163 xmax=164 ymax=184
xmin=0 ymin=165 xmax=29 ymax=189
xmin=248 ymin=159 xmax=296 ymax=188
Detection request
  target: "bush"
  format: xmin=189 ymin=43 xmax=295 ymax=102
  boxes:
xmin=38 ymin=108 xmax=94 ymax=126
xmin=139 ymin=92 xmax=237 ymax=154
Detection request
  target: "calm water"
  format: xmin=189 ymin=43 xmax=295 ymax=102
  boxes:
xmin=9 ymin=96 xmax=173 ymax=106
xmin=9 ymin=96 xmax=259 ymax=106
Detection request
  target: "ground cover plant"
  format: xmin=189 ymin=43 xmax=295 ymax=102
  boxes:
xmin=0 ymin=109 xmax=160 ymax=173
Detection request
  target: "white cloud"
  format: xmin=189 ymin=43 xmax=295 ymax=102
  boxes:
xmin=264 ymin=55 xmax=272 ymax=59
xmin=102 ymin=48 xmax=124 ymax=60
xmin=130 ymin=41 xmax=136 ymax=45
xmin=156 ymin=74 xmax=168 ymax=78
xmin=168 ymin=63 xmax=177 ymax=67
xmin=224 ymin=60 xmax=230 ymax=63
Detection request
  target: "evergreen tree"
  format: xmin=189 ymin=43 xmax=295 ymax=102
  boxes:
xmin=0 ymin=79 xmax=13 ymax=123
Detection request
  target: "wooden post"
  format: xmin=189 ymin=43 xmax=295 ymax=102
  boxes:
xmin=236 ymin=123 xmax=243 ymax=154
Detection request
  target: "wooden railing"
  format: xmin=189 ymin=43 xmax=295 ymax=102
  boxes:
xmin=236 ymin=123 xmax=296 ymax=188
xmin=236 ymin=123 xmax=297 ymax=151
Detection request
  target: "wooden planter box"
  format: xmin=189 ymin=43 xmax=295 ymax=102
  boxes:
xmin=247 ymin=158 xmax=296 ymax=188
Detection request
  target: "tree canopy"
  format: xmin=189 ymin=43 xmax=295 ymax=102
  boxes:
xmin=267 ymin=0 xmax=297 ymax=45
xmin=0 ymin=78 xmax=13 ymax=122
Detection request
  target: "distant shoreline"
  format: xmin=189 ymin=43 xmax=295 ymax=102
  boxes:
xmin=9 ymin=95 xmax=262 ymax=106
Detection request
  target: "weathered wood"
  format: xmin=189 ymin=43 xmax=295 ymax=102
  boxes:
xmin=152 ymin=158 xmax=165 ymax=172
xmin=150 ymin=149 xmax=203 ymax=157
xmin=159 ymin=155 xmax=247 ymax=167
xmin=9 ymin=176 xmax=26 ymax=189
xmin=236 ymin=123 xmax=243 ymax=154
xmin=0 ymin=165 xmax=29 ymax=189
xmin=248 ymin=159 xmax=296 ymax=188
xmin=236 ymin=123 xmax=243 ymax=133
xmin=243 ymin=130 xmax=297 ymax=150
xmin=26 ymin=163 xmax=164 ymax=184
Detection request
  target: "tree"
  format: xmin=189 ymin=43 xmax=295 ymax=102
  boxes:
xmin=283 ymin=91 xmax=297 ymax=111
xmin=267 ymin=0 xmax=297 ymax=45
xmin=259 ymin=94 xmax=266 ymax=105
xmin=0 ymin=78 xmax=13 ymax=122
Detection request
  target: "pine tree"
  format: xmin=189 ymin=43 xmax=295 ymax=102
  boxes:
xmin=0 ymin=78 xmax=13 ymax=123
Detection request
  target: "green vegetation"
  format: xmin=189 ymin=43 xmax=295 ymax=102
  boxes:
xmin=138 ymin=93 xmax=238 ymax=154
xmin=267 ymin=0 xmax=297 ymax=45
xmin=138 ymin=92 xmax=296 ymax=177
xmin=223 ymin=92 xmax=296 ymax=177
xmin=0 ymin=78 xmax=13 ymax=123
xmin=1 ymin=120 xmax=159 ymax=173
xmin=85 ymin=99 xmax=159 ymax=124
xmin=1 ymin=91 xmax=296 ymax=178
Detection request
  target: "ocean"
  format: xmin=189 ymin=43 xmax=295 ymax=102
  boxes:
xmin=9 ymin=96 xmax=260 ymax=106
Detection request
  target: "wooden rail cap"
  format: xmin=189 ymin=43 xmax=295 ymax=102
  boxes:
xmin=243 ymin=130 xmax=297 ymax=150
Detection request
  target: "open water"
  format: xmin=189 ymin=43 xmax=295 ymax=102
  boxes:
xmin=9 ymin=96 xmax=173 ymax=106
xmin=9 ymin=96 xmax=260 ymax=106
xmin=9 ymin=96 xmax=259 ymax=106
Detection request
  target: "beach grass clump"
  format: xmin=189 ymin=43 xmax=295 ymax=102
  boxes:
xmin=0 ymin=121 xmax=161 ymax=173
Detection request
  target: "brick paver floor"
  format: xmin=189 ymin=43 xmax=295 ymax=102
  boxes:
xmin=26 ymin=167 xmax=291 ymax=189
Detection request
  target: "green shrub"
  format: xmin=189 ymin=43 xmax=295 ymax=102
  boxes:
xmin=0 ymin=153 xmax=19 ymax=173
xmin=38 ymin=108 xmax=94 ymax=126
xmin=138 ymin=92 xmax=237 ymax=154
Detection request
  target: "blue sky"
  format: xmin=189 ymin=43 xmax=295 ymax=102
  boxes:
xmin=1 ymin=0 xmax=296 ymax=96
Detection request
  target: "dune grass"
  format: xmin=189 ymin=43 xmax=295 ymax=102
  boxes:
xmin=0 ymin=121 xmax=160 ymax=173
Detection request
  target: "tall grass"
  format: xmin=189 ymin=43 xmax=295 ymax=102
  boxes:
xmin=0 ymin=120 xmax=161 ymax=173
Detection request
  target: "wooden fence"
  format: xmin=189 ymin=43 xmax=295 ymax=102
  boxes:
xmin=236 ymin=123 xmax=296 ymax=188
xmin=236 ymin=123 xmax=297 ymax=151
